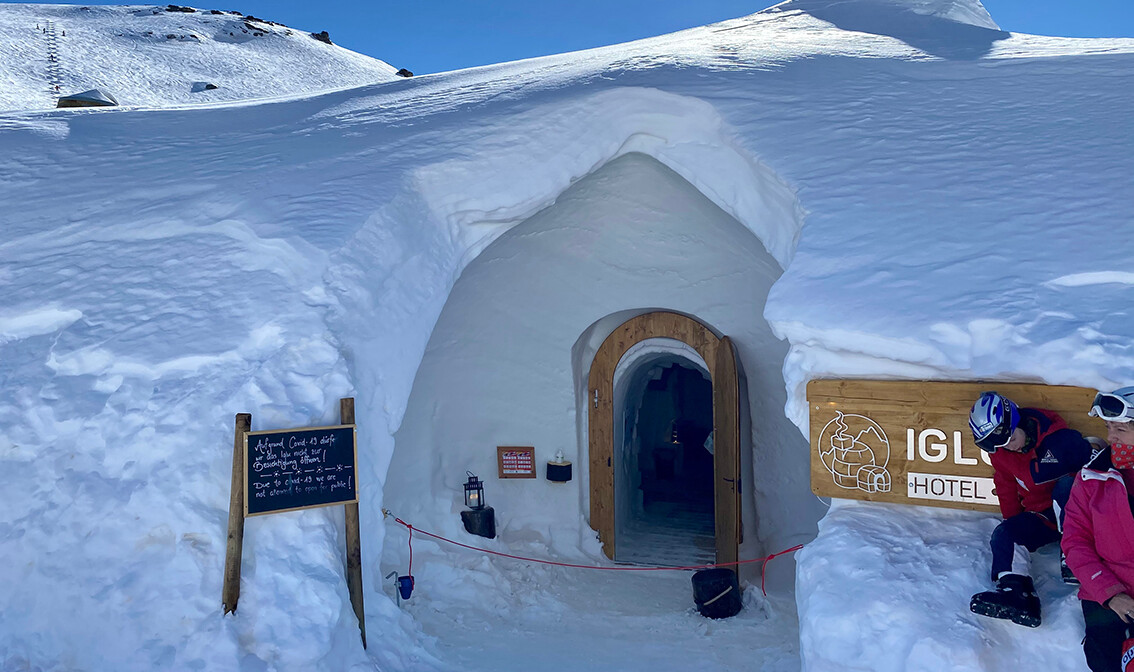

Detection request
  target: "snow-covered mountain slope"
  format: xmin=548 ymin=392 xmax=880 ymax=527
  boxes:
xmin=2 ymin=1 xmax=1134 ymax=671
xmin=778 ymin=0 xmax=1000 ymax=32
xmin=0 ymin=3 xmax=400 ymax=112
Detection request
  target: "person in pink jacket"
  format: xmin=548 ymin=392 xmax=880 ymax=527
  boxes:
xmin=1062 ymin=386 xmax=1134 ymax=672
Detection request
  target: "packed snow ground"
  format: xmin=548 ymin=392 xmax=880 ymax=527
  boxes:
xmin=798 ymin=500 xmax=1085 ymax=672
xmin=0 ymin=3 xmax=398 ymax=112
xmin=2 ymin=0 xmax=1133 ymax=670
xmin=376 ymin=513 xmax=801 ymax=671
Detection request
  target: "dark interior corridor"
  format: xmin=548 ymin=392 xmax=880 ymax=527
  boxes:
xmin=618 ymin=362 xmax=716 ymax=566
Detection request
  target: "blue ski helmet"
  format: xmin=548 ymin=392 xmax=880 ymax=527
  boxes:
xmin=969 ymin=391 xmax=1020 ymax=453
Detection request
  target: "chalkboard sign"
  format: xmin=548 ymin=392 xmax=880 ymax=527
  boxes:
xmin=244 ymin=424 xmax=358 ymax=516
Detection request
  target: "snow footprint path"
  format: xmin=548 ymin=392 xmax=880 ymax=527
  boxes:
xmin=44 ymin=20 xmax=62 ymax=101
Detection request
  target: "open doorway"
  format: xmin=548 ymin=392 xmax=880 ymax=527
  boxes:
xmin=617 ymin=357 xmax=715 ymax=566
xmin=588 ymin=311 xmax=742 ymax=567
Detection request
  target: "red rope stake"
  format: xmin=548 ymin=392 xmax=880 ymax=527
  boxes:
xmin=388 ymin=514 xmax=803 ymax=596
xmin=395 ymin=518 xmax=414 ymax=575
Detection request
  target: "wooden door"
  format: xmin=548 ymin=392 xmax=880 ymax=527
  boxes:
xmin=587 ymin=341 xmax=616 ymax=557
xmin=587 ymin=312 xmax=741 ymax=565
xmin=712 ymin=336 xmax=740 ymax=567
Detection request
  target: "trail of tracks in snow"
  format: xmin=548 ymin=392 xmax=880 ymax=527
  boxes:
xmin=44 ymin=20 xmax=62 ymax=100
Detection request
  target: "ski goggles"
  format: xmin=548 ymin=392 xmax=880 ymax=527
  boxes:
xmin=1089 ymin=387 xmax=1134 ymax=423
xmin=974 ymin=420 xmax=1015 ymax=453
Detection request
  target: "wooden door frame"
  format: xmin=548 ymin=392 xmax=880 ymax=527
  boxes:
xmin=587 ymin=311 xmax=741 ymax=564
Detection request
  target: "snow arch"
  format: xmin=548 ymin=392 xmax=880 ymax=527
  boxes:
xmin=408 ymin=87 xmax=807 ymax=275
xmin=385 ymin=151 xmax=819 ymax=577
xmin=613 ymin=338 xmax=710 ymax=394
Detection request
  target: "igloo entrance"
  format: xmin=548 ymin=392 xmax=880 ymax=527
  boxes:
xmin=614 ymin=347 xmax=715 ymax=566
xmin=588 ymin=312 xmax=743 ymax=567
xmin=386 ymin=151 xmax=812 ymax=582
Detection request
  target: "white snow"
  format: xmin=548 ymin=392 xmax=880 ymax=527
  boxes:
xmin=1 ymin=0 xmax=1132 ymax=670
xmin=0 ymin=306 xmax=83 ymax=343
xmin=798 ymin=500 xmax=1085 ymax=672
xmin=775 ymin=0 xmax=1002 ymax=33
xmin=0 ymin=3 xmax=399 ymax=112
xmin=1046 ymin=272 xmax=1134 ymax=288
xmin=386 ymin=535 xmax=801 ymax=671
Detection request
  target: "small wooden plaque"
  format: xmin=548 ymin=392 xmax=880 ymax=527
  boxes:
xmin=497 ymin=446 xmax=536 ymax=479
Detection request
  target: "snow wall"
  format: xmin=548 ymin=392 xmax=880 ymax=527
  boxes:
xmin=5 ymin=2 xmax=1134 ymax=669
xmin=387 ymin=153 xmax=818 ymax=585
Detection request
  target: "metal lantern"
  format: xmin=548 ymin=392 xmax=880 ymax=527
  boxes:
xmin=463 ymin=471 xmax=485 ymax=510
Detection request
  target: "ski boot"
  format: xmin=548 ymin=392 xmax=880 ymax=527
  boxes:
xmin=1061 ymin=555 xmax=1080 ymax=585
xmin=970 ymin=573 xmax=1042 ymax=628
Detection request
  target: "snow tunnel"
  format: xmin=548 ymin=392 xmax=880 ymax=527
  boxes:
xmin=610 ymin=340 xmax=716 ymax=566
xmin=386 ymin=151 xmax=813 ymax=580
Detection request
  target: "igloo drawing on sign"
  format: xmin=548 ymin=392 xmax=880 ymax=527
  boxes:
xmin=818 ymin=411 xmax=892 ymax=494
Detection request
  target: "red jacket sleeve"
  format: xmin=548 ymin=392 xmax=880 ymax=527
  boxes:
xmin=1061 ymin=478 xmax=1127 ymax=605
xmin=993 ymin=466 xmax=1023 ymax=519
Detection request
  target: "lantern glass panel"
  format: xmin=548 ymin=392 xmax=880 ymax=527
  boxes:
xmin=464 ymin=475 xmax=485 ymax=509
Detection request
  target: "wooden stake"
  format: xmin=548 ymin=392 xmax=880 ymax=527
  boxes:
xmin=340 ymin=397 xmax=367 ymax=649
xmin=222 ymin=412 xmax=251 ymax=614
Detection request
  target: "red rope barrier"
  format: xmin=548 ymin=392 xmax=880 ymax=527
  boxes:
xmin=406 ymin=522 xmax=414 ymax=575
xmin=761 ymin=544 xmax=804 ymax=596
xmin=388 ymin=513 xmax=803 ymax=596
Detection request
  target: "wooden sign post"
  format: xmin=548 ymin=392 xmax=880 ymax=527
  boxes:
xmin=340 ymin=398 xmax=366 ymax=650
xmin=221 ymin=398 xmax=366 ymax=649
xmin=807 ymin=380 xmax=1105 ymax=513
xmin=222 ymin=413 xmax=250 ymax=614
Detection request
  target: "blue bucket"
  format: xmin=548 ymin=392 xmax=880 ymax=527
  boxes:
xmin=397 ymin=575 xmax=415 ymax=600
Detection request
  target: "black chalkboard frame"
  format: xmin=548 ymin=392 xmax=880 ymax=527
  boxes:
xmin=243 ymin=423 xmax=359 ymax=517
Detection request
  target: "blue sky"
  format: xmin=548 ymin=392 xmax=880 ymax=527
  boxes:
xmin=14 ymin=1 xmax=1134 ymax=74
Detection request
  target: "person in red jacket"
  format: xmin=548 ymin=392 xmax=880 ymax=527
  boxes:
xmin=1063 ymin=386 xmax=1134 ymax=672
xmin=968 ymin=391 xmax=1094 ymax=627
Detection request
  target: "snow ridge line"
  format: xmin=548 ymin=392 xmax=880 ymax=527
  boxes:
xmin=44 ymin=19 xmax=63 ymax=99
xmin=384 ymin=511 xmax=803 ymax=596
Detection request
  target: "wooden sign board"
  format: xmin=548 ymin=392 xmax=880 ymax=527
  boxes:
xmin=807 ymin=380 xmax=1105 ymax=513
xmin=245 ymin=424 xmax=358 ymax=516
xmin=498 ymin=446 xmax=536 ymax=479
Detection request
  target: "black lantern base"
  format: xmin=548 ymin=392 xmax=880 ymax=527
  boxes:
xmin=461 ymin=506 xmax=496 ymax=539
